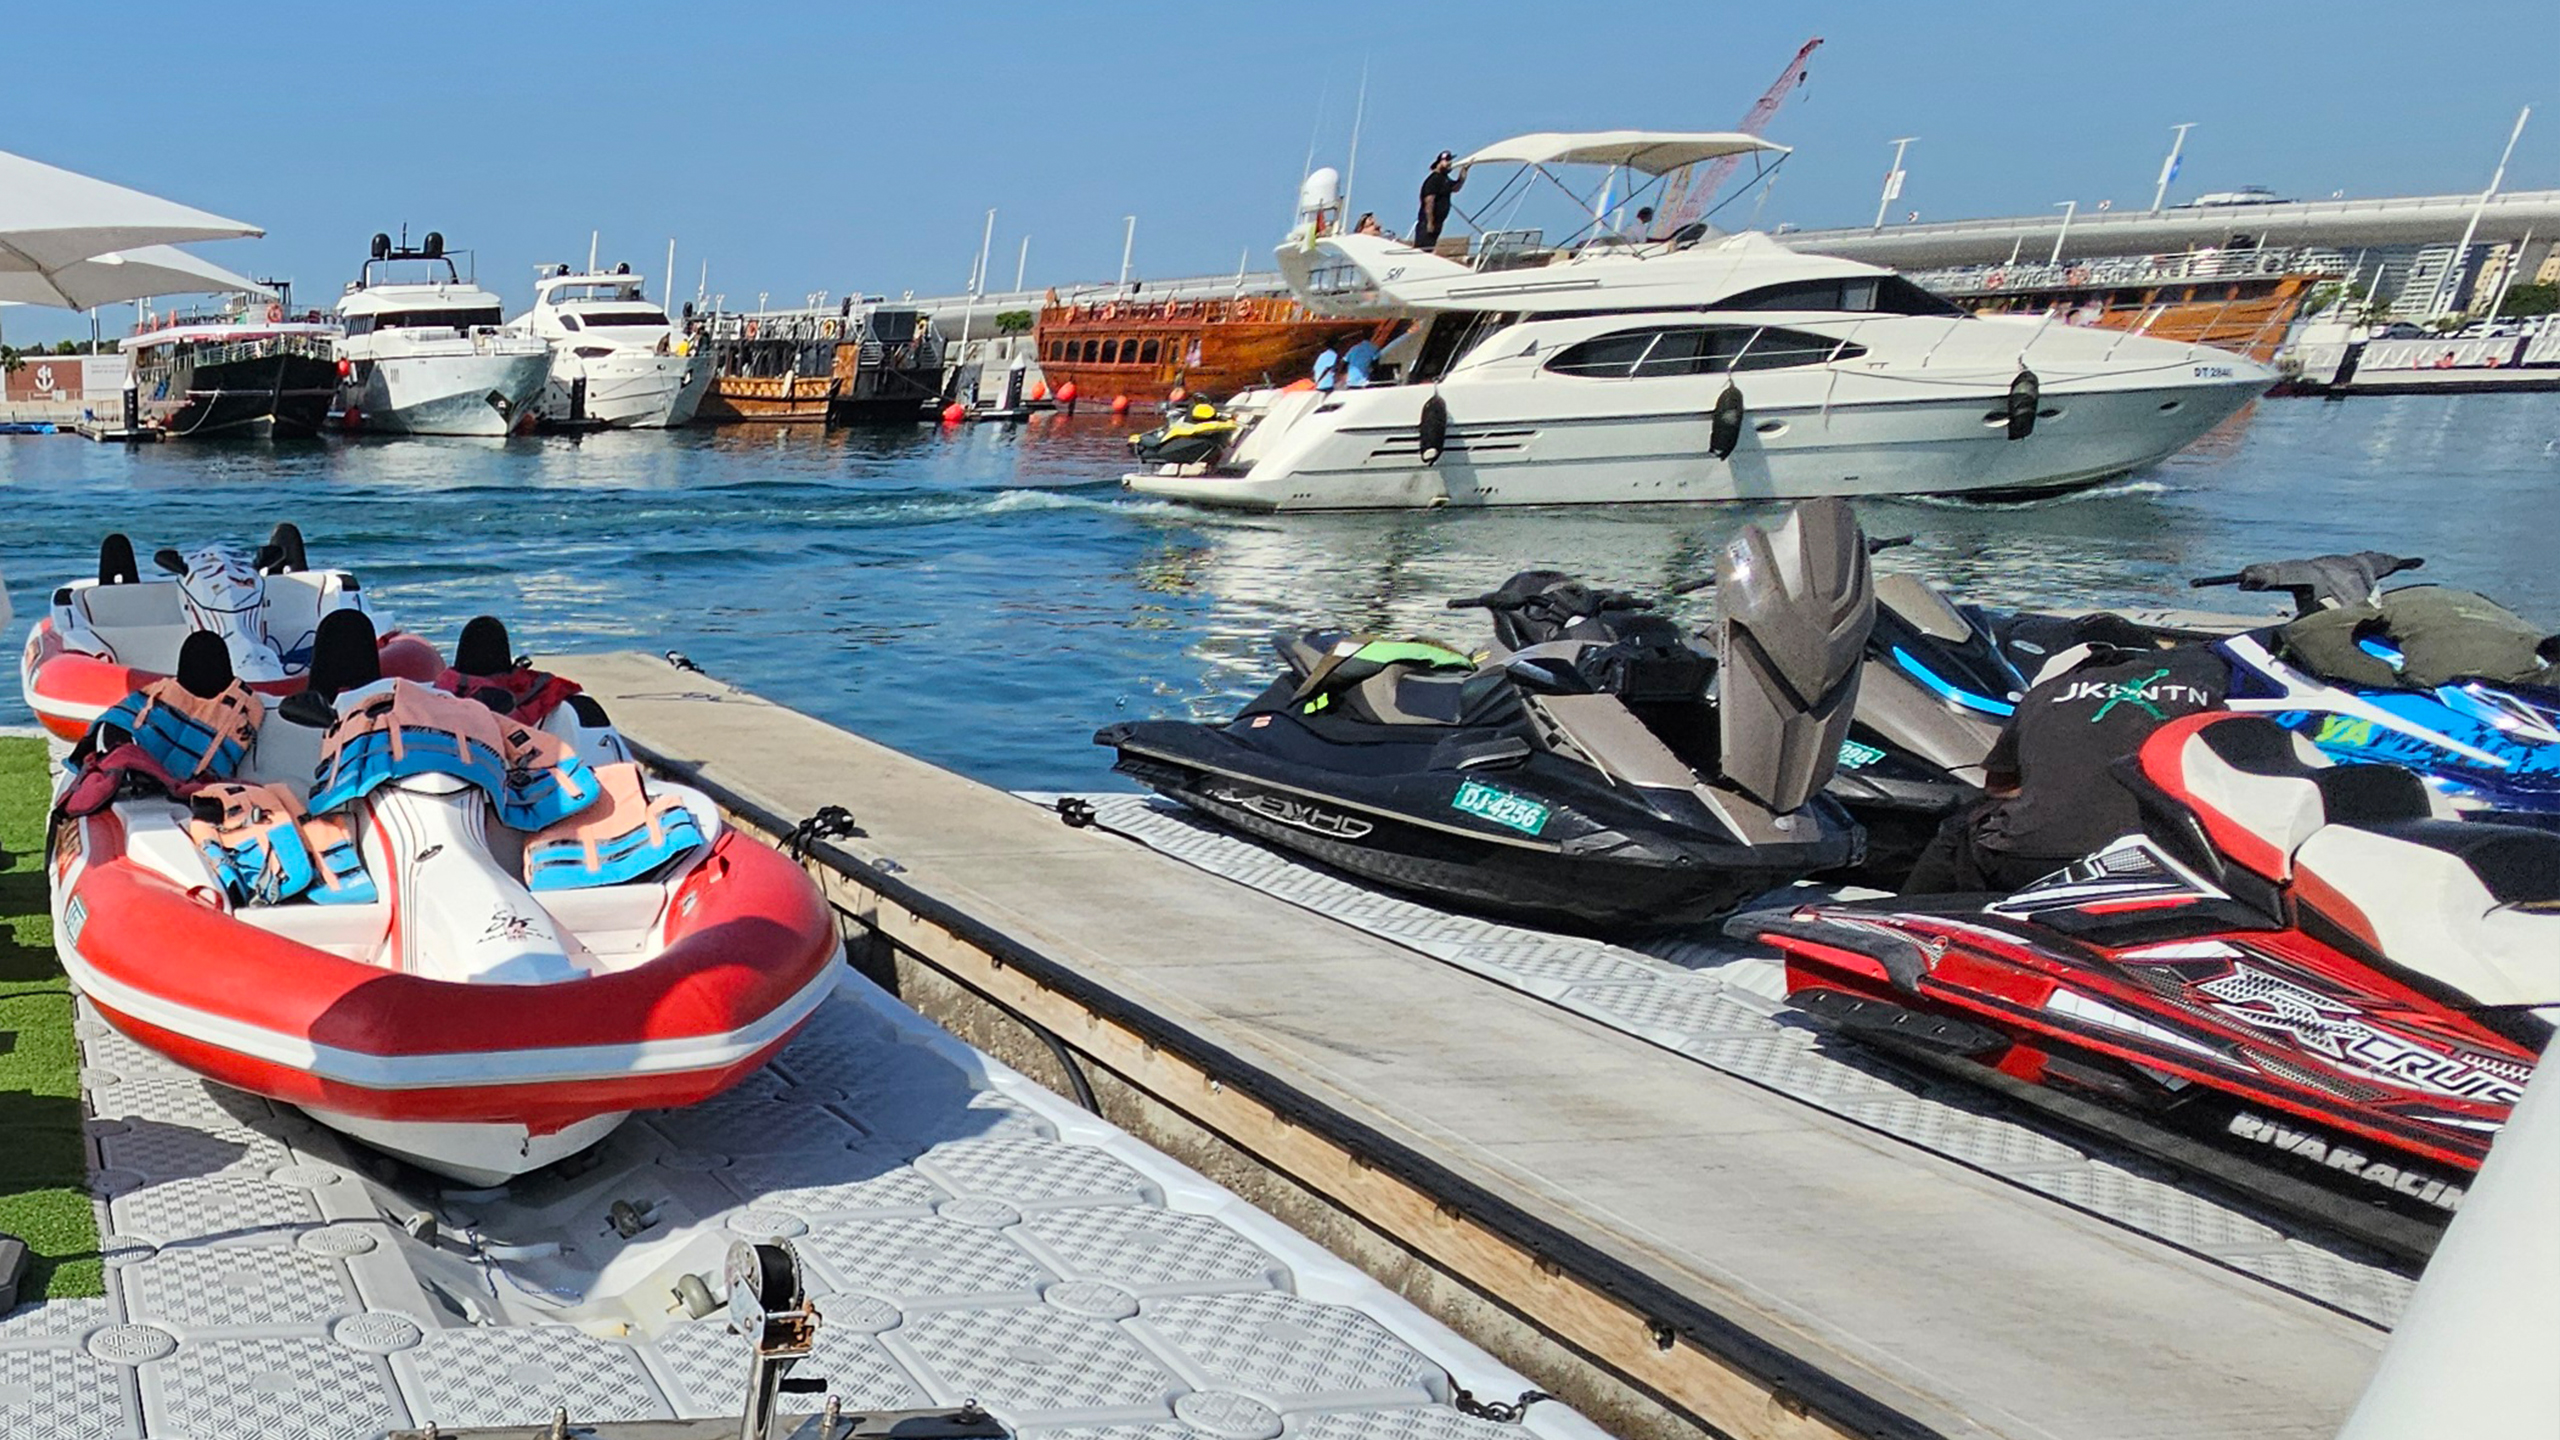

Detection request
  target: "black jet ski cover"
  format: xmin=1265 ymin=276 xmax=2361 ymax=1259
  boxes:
xmin=1716 ymin=498 xmax=1875 ymax=813
xmin=2281 ymin=586 xmax=2560 ymax=691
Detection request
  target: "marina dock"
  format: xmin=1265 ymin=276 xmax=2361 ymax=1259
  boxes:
xmin=547 ymin=652 xmax=2395 ymax=1440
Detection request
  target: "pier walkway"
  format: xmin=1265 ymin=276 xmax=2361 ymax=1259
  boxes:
xmin=553 ymin=652 xmax=2390 ymax=1440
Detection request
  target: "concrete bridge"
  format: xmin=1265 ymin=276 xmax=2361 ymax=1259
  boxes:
xmin=1781 ymin=189 xmax=2560 ymax=270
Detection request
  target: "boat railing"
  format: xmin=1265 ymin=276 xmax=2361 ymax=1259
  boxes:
xmin=692 ymin=310 xmax=863 ymax=345
xmin=156 ymin=334 xmax=336 ymax=368
xmin=1044 ymin=295 xmax=1307 ymax=327
xmin=1915 ymin=246 xmax=2340 ymax=295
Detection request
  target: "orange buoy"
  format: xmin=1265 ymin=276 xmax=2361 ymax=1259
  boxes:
xmin=1029 ymin=381 xmax=1048 ymax=402
xmin=1110 ymin=395 xmax=1130 ymax=415
xmin=1168 ymin=387 xmax=1187 ymax=404
xmin=940 ymin=402 xmax=967 ymax=424
xmin=1056 ymin=381 xmax=1077 ymax=404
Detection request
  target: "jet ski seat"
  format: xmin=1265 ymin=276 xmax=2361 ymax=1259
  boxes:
xmin=1266 ymin=636 xmax=1491 ymax=727
xmin=2136 ymin=714 xmax=2560 ymax=1007
xmin=74 ymin=579 xmax=189 ymax=672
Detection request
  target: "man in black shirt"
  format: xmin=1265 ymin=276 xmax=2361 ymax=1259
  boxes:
xmin=1904 ymin=643 xmax=2228 ymax=893
xmin=1413 ymin=151 xmax=1464 ymax=250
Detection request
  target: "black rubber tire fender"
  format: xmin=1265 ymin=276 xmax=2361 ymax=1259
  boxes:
xmin=2006 ymin=369 xmax=2040 ymax=440
xmin=1417 ymin=393 xmax=1448 ymax=466
xmin=1708 ymin=382 xmax=1745 ymax=461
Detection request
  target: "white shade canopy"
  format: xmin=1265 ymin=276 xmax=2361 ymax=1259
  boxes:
xmin=0 ymin=148 xmax=261 ymax=309
xmin=1456 ymin=131 xmax=1788 ymax=176
xmin=0 ymin=243 xmax=273 ymax=310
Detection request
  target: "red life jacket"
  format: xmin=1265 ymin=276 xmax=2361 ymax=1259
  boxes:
xmin=434 ymin=664 xmax=583 ymax=725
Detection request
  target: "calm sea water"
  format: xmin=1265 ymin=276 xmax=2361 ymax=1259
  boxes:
xmin=3 ymin=396 xmax=2554 ymax=790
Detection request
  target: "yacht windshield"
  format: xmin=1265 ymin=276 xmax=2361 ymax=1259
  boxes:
xmin=1718 ymin=276 xmax=1965 ymax=317
xmin=360 ymin=307 xmax=504 ymax=331
xmin=1545 ymin=324 xmax=1864 ymax=378
xmin=575 ymin=308 xmax=671 ymax=327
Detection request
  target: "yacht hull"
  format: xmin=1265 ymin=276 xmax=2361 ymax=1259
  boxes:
xmin=537 ymin=351 xmax=714 ymax=429
xmin=1128 ymin=376 xmax=2267 ymax=511
xmin=342 ymin=351 xmax=551 ymax=436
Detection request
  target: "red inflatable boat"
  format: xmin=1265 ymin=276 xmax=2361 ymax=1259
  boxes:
xmin=22 ymin=525 xmax=441 ymax=741
xmin=52 ymin=625 xmax=841 ymax=1183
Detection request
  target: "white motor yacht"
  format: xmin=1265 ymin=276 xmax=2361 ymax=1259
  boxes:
xmin=514 ymin=263 xmax=712 ymax=428
xmin=335 ymin=232 xmax=551 ymax=436
xmin=1127 ymin=132 xmax=2276 ymax=511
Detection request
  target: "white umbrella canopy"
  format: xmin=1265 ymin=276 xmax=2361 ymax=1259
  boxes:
xmin=0 ymin=148 xmax=261 ymax=302
xmin=0 ymin=243 xmax=273 ymax=310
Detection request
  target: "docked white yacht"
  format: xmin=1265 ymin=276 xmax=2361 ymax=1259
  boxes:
xmin=335 ymin=232 xmax=551 ymax=436
xmin=1127 ymin=132 xmax=2276 ymax=511
xmin=514 ymin=263 xmax=712 ymax=428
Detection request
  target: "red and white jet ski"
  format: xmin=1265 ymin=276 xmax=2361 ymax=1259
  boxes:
xmin=51 ymin=613 xmax=841 ymax=1183
xmin=21 ymin=524 xmax=442 ymax=741
xmin=1734 ymin=713 xmax=2556 ymax=1261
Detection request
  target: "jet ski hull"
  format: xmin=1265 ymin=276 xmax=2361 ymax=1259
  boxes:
xmin=1104 ymin=722 xmax=1855 ymax=932
xmin=1737 ymin=894 xmax=2536 ymax=1256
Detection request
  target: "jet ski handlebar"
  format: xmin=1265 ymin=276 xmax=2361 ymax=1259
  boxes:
xmin=1669 ymin=534 xmax=1908 ymax=596
xmin=1446 ymin=589 xmax=1651 ymax=613
xmin=2189 ymin=552 xmax=2425 ymax=616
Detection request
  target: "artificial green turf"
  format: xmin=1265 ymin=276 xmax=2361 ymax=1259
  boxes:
xmin=0 ymin=736 xmax=100 ymax=1303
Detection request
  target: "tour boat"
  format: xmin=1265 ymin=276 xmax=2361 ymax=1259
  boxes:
xmin=22 ymin=527 xmax=441 ymax=742
xmin=335 ymin=231 xmax=551 ymax=436
xmin=1125 ymin=131 xmax=2278 ymax=511
xmin=123 ymin=296 xmax=343 ymax=438
xmin=514 ymin=263 xmax=712 ymax=428
xmin=51 ymin=613 xmax=841 ymax=1183
xmin=690 ymin=302 xmax=943 ymax=424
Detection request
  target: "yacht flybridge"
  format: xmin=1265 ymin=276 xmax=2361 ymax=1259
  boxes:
xmin=515 ymin=263 xmax=712 ymax=428
xmin=335 ymin=231 xmax=551 ymax=437
xmin=1125 ymin=131 xmax=2276 ymax=511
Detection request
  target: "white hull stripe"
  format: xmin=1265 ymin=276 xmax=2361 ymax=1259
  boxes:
xmin=62 ymin=936 xmax=844 ymax=1091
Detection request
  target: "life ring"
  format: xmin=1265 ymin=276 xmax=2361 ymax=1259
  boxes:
xmin=1984 ymin=270 xmax=2007 ymax=291
xmin=745 ymin=320 xmax=760 ymax=340
xmin=818 ymin=318 xmax=841 ymax=340
xmin=264 ymin=303 xmax=284 ymax=323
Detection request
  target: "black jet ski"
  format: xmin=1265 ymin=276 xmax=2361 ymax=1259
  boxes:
xmin=1463 ymin=537 xmax=2017 ymax=887
xmin=1839 ymin=550 xmax=2560 ymax=882
xmin=1095 ymin=500 xmax=1876 ymax=932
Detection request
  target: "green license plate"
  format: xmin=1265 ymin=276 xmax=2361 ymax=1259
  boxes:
xmin=1451 ymin=779 xmax=1550 ymax=835
xmin=1837 ymin=738 xmax=1887 ymax=769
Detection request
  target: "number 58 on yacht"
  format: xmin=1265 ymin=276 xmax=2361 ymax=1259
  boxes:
xmin=1126 ymin=132 xmax=2275 ymax=511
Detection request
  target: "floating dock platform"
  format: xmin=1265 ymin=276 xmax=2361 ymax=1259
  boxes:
xmin=521 ymin=653 xmax=2398 ymax=1440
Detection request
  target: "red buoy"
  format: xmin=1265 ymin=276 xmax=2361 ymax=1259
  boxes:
xmin=940 ymin=402 xmax=967 ymax=425
xmin=1168 ymin=387 xmax=1187 ymax=404
xmin=1055 ymin=381 xmax=1078 ymax=404
xmin=335 ymin=358 xmax=353 ymax=378
xmin=1110 ymin=395 xmax=1130 ymax=415
xmin=1028 ymin=381 xmax=1049 ymax=402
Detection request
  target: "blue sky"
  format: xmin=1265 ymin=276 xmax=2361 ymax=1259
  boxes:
xmin=3 ymin=0 xmax=2550 ymax=341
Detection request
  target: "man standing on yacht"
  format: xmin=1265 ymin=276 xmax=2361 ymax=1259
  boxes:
xmin=1413 ymin=151 xmax=1464 ymax=250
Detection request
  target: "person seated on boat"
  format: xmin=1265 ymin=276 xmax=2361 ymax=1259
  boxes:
xmin=1630 ymin=205 xmax=1655 ymax=242
xmin=1903 ymin=642 xmax=2228 ymax=894
xmin=1313 ymin=338 xmax=1344 ymax=393
xmin=436 ymin=615 xmax=586 ymax=723
xmin=60 ymin=630 xmax=264 ymax=816
xmin=1343 ymin=333 xmax=1383 ymax=389
xmin=1353 ymin=212 xmax=1385 ymax=237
